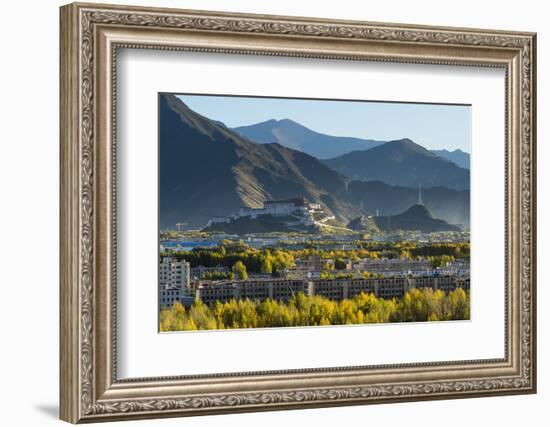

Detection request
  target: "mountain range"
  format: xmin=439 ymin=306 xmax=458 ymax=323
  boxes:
xmin=233 ymin=118 xmax=470 ymax=170
xmin=431 ymin=148 xmax=470 ymax=169
xmin=160 ymin=94 xmax=470 ymax=230
xmin=323 ymin=138 xmax=470 ymax=190
xmin=232 ymin=119 xmax=383 ymax=160
xmin=160 ymin=94 xmax=361 ymax=229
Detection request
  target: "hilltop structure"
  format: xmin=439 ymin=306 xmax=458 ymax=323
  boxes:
xmin=237 ymin=197 xmax=321 ymax=221
xmin=204 ymin=197 xmax=333 ymax=232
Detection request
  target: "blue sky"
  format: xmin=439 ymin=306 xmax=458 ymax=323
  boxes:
xmin=175 ymin=94 xmax=471 ymax=153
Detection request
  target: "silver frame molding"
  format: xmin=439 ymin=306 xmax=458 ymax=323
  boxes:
xmin=60 ymin=2 xmax=537 ymax=423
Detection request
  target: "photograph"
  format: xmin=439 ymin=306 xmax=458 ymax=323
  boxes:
xmin=158 ymin=93 xmax=471 ymax=331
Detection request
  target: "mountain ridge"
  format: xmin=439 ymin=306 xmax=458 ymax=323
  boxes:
xmin=232 ymin=118 xmax=384 ymax=159
xmin=431 ymin=148 xmax=470 ymax=169
xmin=160 ymin=94 xmax=470 ymax=230
xmin=323 ymin=138 xmax=470 ymax=190
xmin=160 ymin=94 xmax=361 ymax=229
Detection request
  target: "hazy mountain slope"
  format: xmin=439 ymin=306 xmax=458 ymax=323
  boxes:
xmin=372 ymin=203 xmax=462 ymax=233
xmin=346 ymin=180 xmax=469 ymax=226
xmin=232 ymin=119 xmax=383 ymax=159
xmin=431 ymin=148 xmax=470 ymax=169
xmin=323 ymin=138 xmax=470 ymax=190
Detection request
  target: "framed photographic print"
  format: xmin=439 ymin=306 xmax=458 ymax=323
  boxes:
xmin=60 ymin=2 xmax=537 ymax=423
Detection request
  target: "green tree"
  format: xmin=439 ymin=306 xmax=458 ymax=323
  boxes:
xmin=232 ymin=260 xmax=248 ymax=280
xmin=260 ymin=257 xmax=273 ymax=274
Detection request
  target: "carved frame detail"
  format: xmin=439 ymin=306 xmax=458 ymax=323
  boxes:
xmin=60 ymin=2 xmax=536 ymax=423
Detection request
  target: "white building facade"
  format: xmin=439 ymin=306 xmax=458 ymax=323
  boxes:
xmin=159 ymin=257 xmax=192 ymax=309
xmin=206 ymin=197 xmax=327 ymax=228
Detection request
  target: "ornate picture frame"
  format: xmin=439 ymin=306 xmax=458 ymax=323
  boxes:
xmin=60 ymin=2 xmax=536 ymax=423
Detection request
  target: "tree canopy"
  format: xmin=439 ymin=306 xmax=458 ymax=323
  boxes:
xmin=159 ymin=288 xmax=470 ymax=331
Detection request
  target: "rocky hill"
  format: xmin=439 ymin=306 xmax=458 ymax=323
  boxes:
xmin=372 ymin=203 xmax=462 ymax=233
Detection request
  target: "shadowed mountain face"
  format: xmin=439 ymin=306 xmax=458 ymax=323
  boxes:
xmin=372 ymin=203 xmax=462 ymax=233
xmin=232 ymin=119 xmax=383 ymax=159
xmin=323 ymin=138 xmax=470 ymax=190
xmin=159 ymin=94 xmax=361 ymax=229
xmin=431 ymin=149 xmax=470 ymax=169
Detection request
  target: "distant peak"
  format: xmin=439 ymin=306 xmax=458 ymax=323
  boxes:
xmin=253 ymin=118 xmax=278 ymax=127
xmin=378 ymin=138 xmax=431 ymax=154
xmin=388 ymin=138 xmax=416 ymax=145
xmin=433 ymin=148 xmax=468 ymax=154
xmin=277 ymin=118 xmax=299 ymax=126
xmin=233 ymin=118 xmax=278 ymax=131
xmin=247 ymin=118 xmax=302 ymax=128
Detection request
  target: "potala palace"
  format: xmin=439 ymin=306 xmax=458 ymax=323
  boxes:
xmin=206 ymin=197 xmax=333 ymax=228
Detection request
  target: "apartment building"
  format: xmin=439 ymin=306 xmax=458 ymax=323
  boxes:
xmin=159 ymin=257 xmax=192 ymax=309
xmin=194 ymin=275 xmax=469 ymax=305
